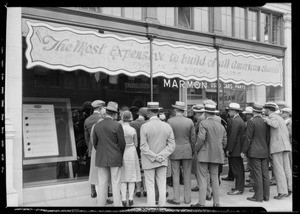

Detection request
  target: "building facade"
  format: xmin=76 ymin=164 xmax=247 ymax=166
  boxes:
xmin=5 ymin=5 xmax=291 ymax=206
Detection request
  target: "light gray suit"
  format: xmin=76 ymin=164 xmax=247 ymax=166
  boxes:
xmin=140 ymin=116 xmax=175 ymax=206
xmin=264 ymin=112 xmax=292 ymax=195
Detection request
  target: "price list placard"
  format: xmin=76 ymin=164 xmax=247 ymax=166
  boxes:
xmin=23 ymin=104 xmax=59 ymax=158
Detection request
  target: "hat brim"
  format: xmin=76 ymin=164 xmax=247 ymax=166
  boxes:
xmin=242 ymin=111 xmax=253 ymax=114
xmin=105 ymin=107 xmax=119 ymax=113
xmin=228 ymin=107 xmax=241 ymax=111
xmin=204 ymin=110 xmax=219 ymax=114
xmin=172 ymin=105 xmax=186 ymax=111
xmin=193 ymin=109 xmax=205 ymax=113
xmin=252 ymin=109 xmax=262 ymax=113
xmin=148 ymin=107 xmax=163 ymax=110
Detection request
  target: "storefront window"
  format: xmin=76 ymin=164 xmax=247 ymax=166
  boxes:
xmin=248 ymin=10 xmax=258 ymax=41
xmin=157 ymin=7 xmax=175 ymax=26
xmin=221 ymin=7 xmax=232 ymax=37
xmin=193 ymin=7 xmax=209 ymax=32
xmin=234 ymin=7 xmax=246 ymax=39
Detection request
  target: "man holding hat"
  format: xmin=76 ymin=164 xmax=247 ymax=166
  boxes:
xmin=130 ymin=107 xmax=150 ymax=197
xmin=92 ymin=101 xmax=126 ymax=206
xmin=140 ymin=102 xmax=175 ymax=206
xmin=281 ymin=107 xmax=292 ymax=169
xmin=167 ymin=101 xmax=196 ymax=205
xmin=191 ymin=103 xmax=227 ymax=207
xmin=225 ymin=102 xmax=246 ymax=195
xmin=84 ymin=100 xmax=106 ymax=199
xmin=263 ymin=102 xmax=292 ymax=199
xmin=241 ymin=102 xmax=270 ymax=202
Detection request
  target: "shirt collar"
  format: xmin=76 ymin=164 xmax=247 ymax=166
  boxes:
xmin=233 ymin=114 xmax=239 ymax=119
xmin=106 ymin=115 xmax=113 ymax=120
xmin=206 ymin=116 xmax=214 ymax=120
xmin=150 ymin=116 xmax=159 ymax=120
xmin=93 ymin=110 xmax=100 ymax=114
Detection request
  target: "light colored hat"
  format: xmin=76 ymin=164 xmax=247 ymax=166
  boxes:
xmin=204 ymin=104 xmax=219 ymax=114
xmin=281 ymin=107 xmax=292 ymax=115
xmin=91 ymin=100 xmax=105 ymax=108
xmin=276 ymin=100 xmax=288 ymax=109
xmin=105 ymin=101 xmax=119 ymax=113
xmin=228 ymin=102 xmax=241 ymax=111
xmin=203 ymin=99 xmax=217 ymax=106
xmin=147 ymin=102 xmax=162 ymax=110
xmin=252 ymin=102 xmax=263 ymax=113
xmin=137 ymin=107 xmax=150 ymax=118
xmin=122 ymin=110 xmax=133 ymax=122
xmin=263 ymin=102 xmax=277 ymax=111
xmin=242 ymin=106 xmax=253 ymax=114
xmin=172 ymin=101 xmax=186 ymax=111
xmin=192 ymin=104 xmax=205 ymax=113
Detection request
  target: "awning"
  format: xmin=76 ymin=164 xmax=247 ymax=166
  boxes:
xmin=25 ymin=21 xmax=283 ymax=87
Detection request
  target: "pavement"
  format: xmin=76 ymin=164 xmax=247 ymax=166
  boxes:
xmin=22 ymin=170 xmax=293 ymax=212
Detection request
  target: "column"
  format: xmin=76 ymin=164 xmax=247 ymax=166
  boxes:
xmin=6 ymin=7 xmax=23 ymax=205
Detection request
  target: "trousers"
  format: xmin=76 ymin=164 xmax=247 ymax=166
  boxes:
xmin=229 ymin=157 xmax=245 ymax=191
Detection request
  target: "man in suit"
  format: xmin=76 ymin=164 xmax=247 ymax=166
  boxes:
xmin=167 ymin=101 xmax=196 ymax=205
xmin=191 ymin=103 xmax=227 ymax=207
xmin=92 ymin=101 xmax=126 ymax=206
xmin=140 ymin=102 xmax=175 ymax=206
xmin=263 ymin=102 xmax=292 ymax=199
xmin=84 ymin=100 xmax=106 ymax=199
xmin=225 ymin=102 xmax=246 ymax=195
xmin=241 ymin=102 xmax=270 ymax=202
xmin=281 ymin=108 xmax=292 ymax=170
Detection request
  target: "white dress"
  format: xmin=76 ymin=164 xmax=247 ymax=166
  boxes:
xmin=121 ymin=123 xmax=142 ymax=183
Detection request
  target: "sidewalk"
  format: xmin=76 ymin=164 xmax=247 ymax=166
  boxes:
xmin=22 ymin=171 xmax=293 ymax=212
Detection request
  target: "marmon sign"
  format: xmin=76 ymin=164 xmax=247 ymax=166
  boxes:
xmin=25 ymin=21 xmax=283 ymax=86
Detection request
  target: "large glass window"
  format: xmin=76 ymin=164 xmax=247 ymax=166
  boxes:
xmin=260 ymin=12 xmax=270 ymax=43
xmin=221 ymin=7 xmax=232 ymax=37
xmin=178 ymin=7 xmax=192 ymax=29
xmin=248 ymin=10 xmax=258 ymax=41
xmin=193 ymin=7 xmax=209 ymax=32
xmin=272 ymin=14 xmax=281 ymax=45
xmin=157 ymin=7 xmax=175 ymax=26
xmin=234 ymin=7 xmax=246 ymax=39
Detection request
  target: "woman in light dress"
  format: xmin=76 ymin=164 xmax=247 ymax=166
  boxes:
xmin=120 ymin=110 xmax=141 ymax=207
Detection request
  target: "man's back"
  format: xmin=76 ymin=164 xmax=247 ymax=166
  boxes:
xmin=84 ymin=113 xmax=102 ymax=156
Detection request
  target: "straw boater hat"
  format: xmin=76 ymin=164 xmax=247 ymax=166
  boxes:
xmin=147 ymin=102 xmax=162 ymax=110
xmin=105 ymin=101 xmax=119 ymax=113
xmin=263 ymin=102 xmax=277 ymax=111
xmin=91 ymin=100 xmax=105 ymax=108
xmin=137 ymin=107 xmax=150 ymax=118
xmin=281 ymin=107 xmax=292 ymax=116
xmin=203 ymin=99 xmax=217 ymax=106
xmin=122 ymin=110 xmax=133 ymax=122
xmin=192 ymin=104 xmax=205 ymax=113
xmin=228 ymin=102 xmax=241 ymax=111
xmin=252 ymin=102 xmax=263 ymax=113
xmin=204 ymin=104 xmax=219 ymax=114
xmin=172 ymin=101 xmax=186 ymax=111
xmin=242 ymin=106 xmax=253 ymax=114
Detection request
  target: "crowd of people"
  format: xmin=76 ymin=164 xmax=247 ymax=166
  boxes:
xmin=80 ymin=99 xmax=292 ymax=207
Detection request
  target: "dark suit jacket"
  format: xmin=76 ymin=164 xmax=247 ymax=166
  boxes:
xmin=92 ymin=117 xmax=126 ymax=167
xmin=225 ymin=115 xmax=246 ymax=157
xmin=84 ymin=112 xmax=102 ymax=156
xmin=242 ymin=115 xmax=270 ymax=158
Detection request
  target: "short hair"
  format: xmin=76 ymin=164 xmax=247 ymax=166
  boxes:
xmin=150 ymin=109 xmax=159 ymax=114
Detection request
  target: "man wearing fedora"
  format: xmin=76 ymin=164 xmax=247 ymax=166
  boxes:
xmin=263 ymin=102 xmax=292 ymax=199
xmin=84 ymin=100 xmax=108 ymax=200
xmin=92 ymin=101 xmax=126 ymax=206
xmin=140 ymin=102 xmax=175 ymax=206
xmin=225 ymin=102 xmax=246 ymax=195
xmin=130 ymin=107 xmax=150 ymax=198
xmin=241 ymin=103 xmax=270 ymax=202
xmin=167 ymin=101 xmax=196 ymax=205
xmin=191 ymin=103 xmax=227 ymax=207
xmin=280 ymin=107 xmax=292 ymax=169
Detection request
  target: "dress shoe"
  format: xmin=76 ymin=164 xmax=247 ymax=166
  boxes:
xmin=108 ymin=192 xmax=113 ymax=197
xmin=91 ymin=191 xmax=97 ymax=198
xmin=122 ymin=201 xmax=127 ymax=207
xmin=191 ymin=186 xmax=199 ymax=191
xmin=135 ymin=192 xmax=141 ymax=197
xmin=155 ymin=201 xmax=158 ymax=205
xmin=231 ymin=188 xmax=236 ymax=191
xmin=249 ymin=188 xmax=255 ymax=192
xmin=244 ymin=183 xmax=254 ymax=188
xmin=274 ymin=193 xmax=287 ymax=200
xmin=246 ymin=179 xmax=250 ymax=182
xmin=106 ymin=199 xmax=113 ymax=205
xmin=227 ymin=190 xmax=243 ymax=195
xmin=286 ymin=190 xmax=292 ymax=197
xmin=222 ymin=177 xmax=234 ymax=181
xmin=128 ymin=200 xmax=134 ymax=207
xmin=143 ymin=191 xmax=147 ymax=197
xmin=167 ymin=199 xmax=180 ymax=205
xmin=247 ymin=197 xmax=262 ymax=202
xmin=190 ymin=203 xmax=205 ymax=207
xmin=206 ymin=195 xmax=212 ymax=201
xmin=213 ymin=203 xmax=220 ymax=207
xmin=263 ymin=197 xmax=269 ymax=202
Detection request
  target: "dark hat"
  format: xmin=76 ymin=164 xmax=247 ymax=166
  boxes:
xmin=252 ymin=102 xmax=263 ymax=113
xmin=228 ymin=102 xmax=241 ymax=111
xmin=105 ymin=101 xmax=119 ymax=113
xmin=91 ymin=100 xmax=105 ymax=108
xmin=204 ymin=104 xmax=219 ymax=114
xmin=263 ymin=102 xmax=277 ymax=111
xmin=137 ymin=107 xmax=150 ymax=118
xmin=82 ymin=101 xmax=92 ymax=109
xmin=172 ymin=101 xmax=186 ymax=111
xmin=122 ymin=110 xmax=133 ymax=122
xmin=192 ymin=104 xmax=205 ymax=113
xmin=147 ymin=102 xmax=162 ymax=110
